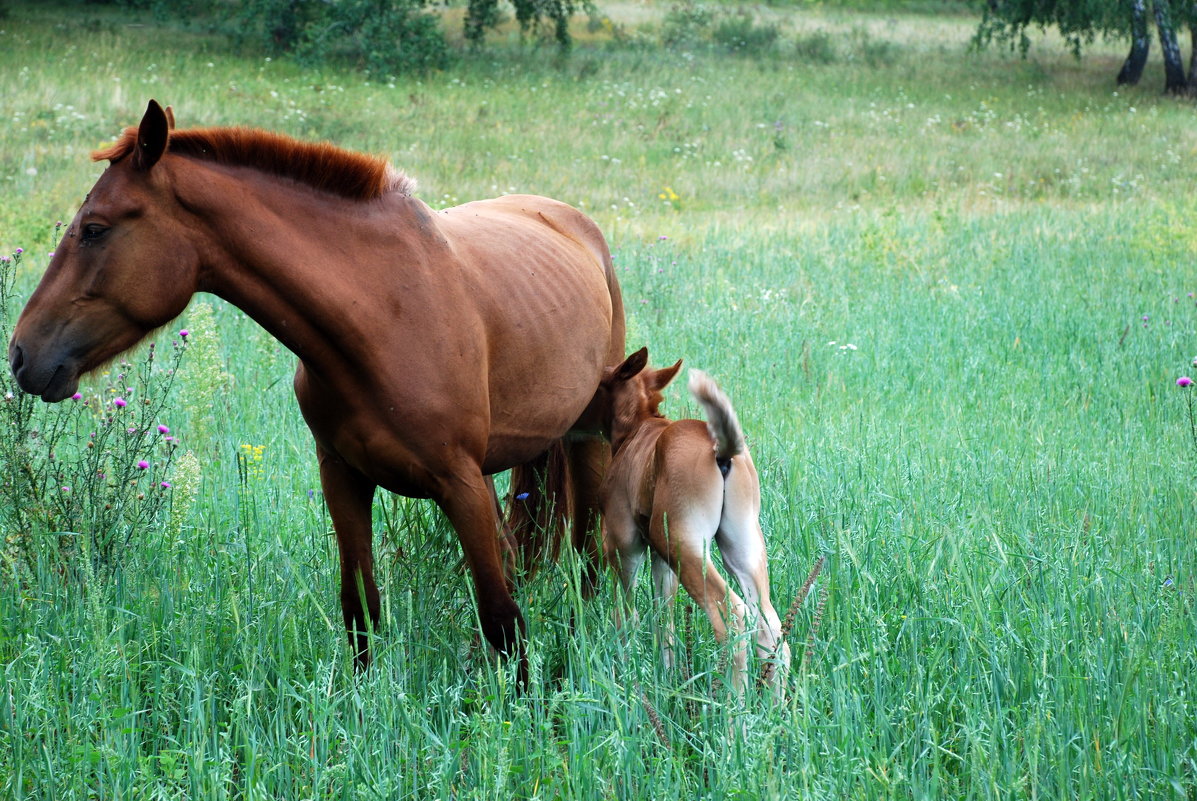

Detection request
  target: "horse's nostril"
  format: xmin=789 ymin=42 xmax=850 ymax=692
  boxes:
xmin=10 ymin=344 xmax=24 ymax=375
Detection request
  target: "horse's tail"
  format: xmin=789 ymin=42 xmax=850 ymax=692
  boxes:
xmin=503 ymin=440 xmax=571 ymax=577
xmin=689 ymin=370 xmax=746 ymax=467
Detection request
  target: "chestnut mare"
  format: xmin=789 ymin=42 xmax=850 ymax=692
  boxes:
xmin=9 ymin=101 xmax=626 ymax=678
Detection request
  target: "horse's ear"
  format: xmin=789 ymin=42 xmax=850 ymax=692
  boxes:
xmin=648 ymin=359 xmax=683 ymax=391
xmin=612 ymin=347 xmax=649 ymax=382
xmin=164 ymin=105 xmax=176 ymax=130
xmin=133 ymin=99 xmax=170 ymax=171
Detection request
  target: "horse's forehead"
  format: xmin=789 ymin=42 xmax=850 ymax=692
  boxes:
xmin=84 ymin=162 xmax=150 ymax=211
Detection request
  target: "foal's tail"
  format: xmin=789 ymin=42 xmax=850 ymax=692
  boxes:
xmin=689 ymin=370 xmax=746 ymax=465
xmin=503 ymin=440 xmax=571 ymax=576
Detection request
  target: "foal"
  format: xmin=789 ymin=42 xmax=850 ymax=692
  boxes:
xmin=599 ymin=348 xmax=789 ymax=695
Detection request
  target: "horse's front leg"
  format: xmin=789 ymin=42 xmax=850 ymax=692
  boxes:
xmin=435 ymin=464 xmax=528 ymax=686
xmin=318 ymin=447 xmax=380 ymax=669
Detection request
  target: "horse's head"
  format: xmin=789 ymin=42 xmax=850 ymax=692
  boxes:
xmin=9 ymin=100 xmax=200 ymax=401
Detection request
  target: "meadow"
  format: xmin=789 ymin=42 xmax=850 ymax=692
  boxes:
xmin=1 ymin=2 xmax=1196 ymax=798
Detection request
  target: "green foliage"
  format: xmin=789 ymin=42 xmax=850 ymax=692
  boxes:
xmin=711 ymin=11 xmax=780 ymax=55
xmin=660 ymin=1 xmax=781 ymax=55
xmin=793 ymin=27 xmax=839 ymax=62
xmin=231 ymin=0 xmax=450 ymax=76
xmin=660 ymin=1 xmax=716 ymax=47
xmin=975 ymin=0 xmax=1142 ymax=57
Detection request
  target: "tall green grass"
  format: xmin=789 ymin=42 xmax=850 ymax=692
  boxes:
xmin=2 ymin=3 xmax=1195 ymax=799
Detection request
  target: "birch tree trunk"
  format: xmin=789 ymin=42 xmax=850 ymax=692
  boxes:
xmin=1154 ymin=0 xmax=1189 ymax=93
xmin=1118 ymin=0 xmax=1151 ymax=85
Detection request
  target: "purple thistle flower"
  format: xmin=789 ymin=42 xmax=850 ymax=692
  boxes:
xmin=179 ymin=329 xmax=189 ymax=338
xmin=14 ymin=247 xmax=22 ymax=255
xmin=48 ymin=252 xmax=54 ymax=258
xmin=61 ymin=486 xmax=70 ymax=493
xmin=1178 ymin=376 xmax=1193 ymax=388
xmin=160 ymin=481 xmax=171 ymax=489
xmin=113 ymin=397 xmax=127 ymax=407
xmin=137 ymin=460 xmax=149 ymax=470
xmin=164 ymin=436 xmax=174 ymax=442
xmin=157 ymin=424 xmax=170 ymax=435
xmin=71 ymin=392 xmax=82 ymax=401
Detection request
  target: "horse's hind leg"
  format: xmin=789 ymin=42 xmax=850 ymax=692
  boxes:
xmin=319 ymin=448 xmax=380 ymax=670
xmin=566 ymin=434 xmax=610 ymax=596
xmin=436 ymin=463 xmax=528 ymax=685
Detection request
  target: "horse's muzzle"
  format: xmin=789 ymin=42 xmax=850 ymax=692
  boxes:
xmin=8 ymin=341 xmax=77 ymax=402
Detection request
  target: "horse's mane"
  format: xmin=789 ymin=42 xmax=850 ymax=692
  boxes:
xmin=92 ymin=125 xmax=415 ymax=200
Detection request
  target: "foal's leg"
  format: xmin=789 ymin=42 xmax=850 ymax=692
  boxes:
xmin=716 ymin=495 xmax=789 ymax=695
xmin=602 ymin=508 xmax=646 ymax=628
xmin=566 ymin=435 xmax=611 ymax=596
xmin=649 ymin=553 xmax=680 ymax=671
xmin=319 ymin=448 xmax=380 ymax=669
xmin=435 ymin=464 xmax=528 ymax=685
xmin=655 ymin=511 xmax=750 ymax=693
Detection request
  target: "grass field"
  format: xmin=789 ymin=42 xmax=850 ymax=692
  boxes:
xmin=2 ymin=2 xmax=1196 ymax=799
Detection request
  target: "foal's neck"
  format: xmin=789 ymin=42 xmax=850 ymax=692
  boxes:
xmin=610 ymin=406 xmax=665 ymax=457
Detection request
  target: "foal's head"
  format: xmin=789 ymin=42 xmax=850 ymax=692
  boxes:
xmin=600 ymin=347 xmax=682 ymax=448
xmin=9 ymin=100 xmax=199 ymax=401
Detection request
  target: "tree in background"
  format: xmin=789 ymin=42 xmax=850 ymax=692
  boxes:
xmin=465 ymin=0 xmax=594 ymax=49
xmin=976 ymin=0 xmax=1196 ymax=94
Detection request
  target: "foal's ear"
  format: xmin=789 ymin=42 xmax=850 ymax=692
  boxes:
xmin=133 ymin=99 xmax=170 ymax=171
xmin=612 ymin=347 xmax=649 ymax=382
xmin=164 ymin=105 xmax=176 ymax=130
xmin=648 ymin=359 xmax=683 ymax=391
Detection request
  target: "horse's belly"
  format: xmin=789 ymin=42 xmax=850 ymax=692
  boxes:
xmin=480 ymin=272 xmax=613 ymax=462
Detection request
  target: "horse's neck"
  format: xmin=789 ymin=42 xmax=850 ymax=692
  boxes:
xmin=186 ymin=166 xmax=422 ymax=377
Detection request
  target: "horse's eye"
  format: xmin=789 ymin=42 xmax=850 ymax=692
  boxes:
xmin=81 ymin=224 xmax=108 ymax=242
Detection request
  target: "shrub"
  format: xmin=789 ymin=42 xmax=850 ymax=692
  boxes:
xmin=793 ymin=29 xmax=838 ymax=64
xmin=232 ymin=0 xmax=451 ymax=76
xmin=660 ymin=1 xmax=715 ymax=47
xmin=711 ymin=12 xmax=779 ymax=56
